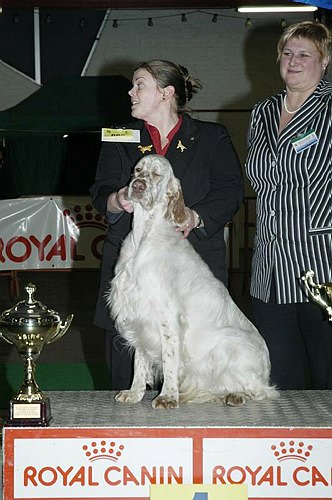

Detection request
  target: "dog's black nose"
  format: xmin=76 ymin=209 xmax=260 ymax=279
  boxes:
xmin=132 ymin=179 xmax=146 ymax=193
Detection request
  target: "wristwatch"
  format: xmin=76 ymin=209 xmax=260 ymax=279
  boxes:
xmin=194 ymin=211 xmax=204 ymax=229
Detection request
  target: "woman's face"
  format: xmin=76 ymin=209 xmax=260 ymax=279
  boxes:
xmin=279 ymin=36 xmax=328 ymax=92
xmin=128 ymin=68 xmax=164 ymax=121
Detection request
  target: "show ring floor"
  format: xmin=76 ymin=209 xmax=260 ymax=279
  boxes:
xmin=2 ymin=390 xmax=332 ymax=500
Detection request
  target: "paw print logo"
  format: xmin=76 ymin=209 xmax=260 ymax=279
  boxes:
xmin=63 ymin=204 xmax=107 ymax=231
xmin=82 ymin=440 xmax=125 ymax=462
xmin=271 ymin=440 xmax=313 ymax=462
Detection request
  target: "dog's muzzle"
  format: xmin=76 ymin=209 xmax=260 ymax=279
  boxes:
xmin=130 ymin=178 xmax=147 ymax=200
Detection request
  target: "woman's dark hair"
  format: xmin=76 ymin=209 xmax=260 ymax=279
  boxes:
xmin=134 ymin=59 xmax=202 ymax=112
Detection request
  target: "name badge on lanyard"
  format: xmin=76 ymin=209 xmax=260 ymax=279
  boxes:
xmin=291 ymin=129 xmax=318 ymax=153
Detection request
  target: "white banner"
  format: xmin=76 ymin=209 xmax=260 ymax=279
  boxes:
xmin=0 ymin=197 xmax=108 ymax=270
xmin=3 ymin=427 xmax=332 ymax=499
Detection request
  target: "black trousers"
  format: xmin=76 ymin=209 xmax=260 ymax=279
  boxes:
xmin=105 ymin=326 xmax=133 ymax=391
xmin=251 ymin=287 xmax=332 ymax=390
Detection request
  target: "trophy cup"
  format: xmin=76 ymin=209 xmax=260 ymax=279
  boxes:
xmin=301 ymin=270 xmax=332 ymax=322
xmin=0 ymin=283 xmax=73 ymax=426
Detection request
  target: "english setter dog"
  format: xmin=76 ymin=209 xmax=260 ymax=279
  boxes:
xmin=109 ymin=155 xmax=278 ymax=409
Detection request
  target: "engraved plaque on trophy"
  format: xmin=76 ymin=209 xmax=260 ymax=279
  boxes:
xmin=0 ymin=283 xmax=73 ymax=426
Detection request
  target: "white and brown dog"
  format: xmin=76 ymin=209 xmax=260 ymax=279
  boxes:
xmin=108 ymin=155 xmax=278 ymax=409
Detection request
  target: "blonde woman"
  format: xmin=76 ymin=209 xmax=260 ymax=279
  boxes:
xmin=246 ymin=21 xmax=332 ymax=390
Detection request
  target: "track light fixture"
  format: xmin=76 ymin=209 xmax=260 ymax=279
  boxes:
xmin=237 ymin=6 xmax=318 ymax=13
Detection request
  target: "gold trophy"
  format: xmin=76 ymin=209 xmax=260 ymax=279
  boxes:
xmin=301 ymin=270 xmax=332 ymax=322
xmin=0 ymin=283 xmax=73 ymax=426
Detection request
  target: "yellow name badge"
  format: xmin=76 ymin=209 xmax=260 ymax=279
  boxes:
xmin=102 ymin=128 xmax=140 ymax=143
xmin=150 ymin=484 xmax=248 ymax=500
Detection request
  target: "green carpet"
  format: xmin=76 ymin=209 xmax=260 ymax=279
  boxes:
xmin=0 ymin=362 xmax=110 ymax=408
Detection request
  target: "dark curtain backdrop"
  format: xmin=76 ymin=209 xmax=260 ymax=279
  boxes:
xmin=0 ymin=75 xmax=133 ymax=198
xmin=6 ymin=136 xmax=67 ymax=195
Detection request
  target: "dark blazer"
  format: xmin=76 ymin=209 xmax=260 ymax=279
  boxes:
xmin=90 ymin=113 xmax=243 ymax=329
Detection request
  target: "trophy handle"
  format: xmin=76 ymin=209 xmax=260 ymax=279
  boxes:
xmin=47 ymin=314 xmax=74 ymax=344
xmin=0 ymin=332 xmax=14 ymax=345
xmin=302 ymin=271 xmax=325 ymax=307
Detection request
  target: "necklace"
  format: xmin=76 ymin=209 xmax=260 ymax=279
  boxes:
xmin=283 ymin=94 xmax=301 ymax=114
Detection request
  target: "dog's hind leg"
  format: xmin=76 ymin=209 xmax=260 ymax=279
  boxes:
xmin=115 ymin=348 xmax=149 ymax=403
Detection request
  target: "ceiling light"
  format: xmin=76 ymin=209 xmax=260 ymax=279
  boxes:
xmin=237 ymin=6 xmax=318 ymax=13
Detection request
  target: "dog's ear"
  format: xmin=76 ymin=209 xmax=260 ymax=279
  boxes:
xmin=165 ymin=176 xmax=187 ymax=225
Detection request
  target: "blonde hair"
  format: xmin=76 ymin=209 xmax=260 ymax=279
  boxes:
xmin=277 ymin=20 xmax=332 ymax=63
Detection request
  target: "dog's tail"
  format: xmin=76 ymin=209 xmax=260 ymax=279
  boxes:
xmin=246 ymin=385 xmax=280 ymax=401
xmin=178 ymin=383 xmax=280 ymax=405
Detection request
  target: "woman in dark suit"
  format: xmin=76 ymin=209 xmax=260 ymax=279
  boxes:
xmin=245 ymin=21 xmax=332 ymax=390
xmin=90 ymin=59 xmax=243 ymax=390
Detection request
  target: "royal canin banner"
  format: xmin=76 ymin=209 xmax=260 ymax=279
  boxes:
xmin=3 ymin=427 xmax=332 ymax=499
xmin=0 ymin=197 xmax=107 ymax=270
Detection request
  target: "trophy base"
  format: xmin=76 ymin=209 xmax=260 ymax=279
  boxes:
xmin=5 ymin=398 xmax=52 ymax=427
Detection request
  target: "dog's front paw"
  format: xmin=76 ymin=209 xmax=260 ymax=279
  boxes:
xmin=152 ymin=395 xmax=179 ymax=409
xmin=115 ymin=390 xmax=144 ymax=404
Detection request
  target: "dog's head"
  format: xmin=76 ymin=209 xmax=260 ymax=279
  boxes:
xmin=128 ymin=155 xmax=187 ymax=226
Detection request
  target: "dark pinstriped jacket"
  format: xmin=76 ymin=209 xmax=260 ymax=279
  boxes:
xmin=246 ymin=79 xmax=332 ymax=304
xmin=90 ymin=113 xmax=243 ymax=329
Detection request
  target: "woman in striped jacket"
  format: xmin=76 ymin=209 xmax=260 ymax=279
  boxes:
xmin=245 ymin=21 xmax=331 ymax=390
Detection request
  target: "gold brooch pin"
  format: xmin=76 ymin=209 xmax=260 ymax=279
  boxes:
xmin=176 ymin=140 xmax=186 ymax=152
xmin=138 ymin=144 xmax=153 ymax=154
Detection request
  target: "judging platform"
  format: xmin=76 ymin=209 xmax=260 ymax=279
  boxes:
xmin=2 ymin=390 xmax=332 ymax=499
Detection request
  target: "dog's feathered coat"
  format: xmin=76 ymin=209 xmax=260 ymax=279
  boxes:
xmin=108 ymin=155 xmax=278 ymax=409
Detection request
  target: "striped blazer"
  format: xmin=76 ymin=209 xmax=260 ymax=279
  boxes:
xmin=246 ymin=78 xmax=332 ymax=304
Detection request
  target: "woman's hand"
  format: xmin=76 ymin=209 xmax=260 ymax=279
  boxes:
xmin=176 ymin=207 xmax=200 ymax=238
xmin=108 ymin=187 xmax=134 ymax=214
